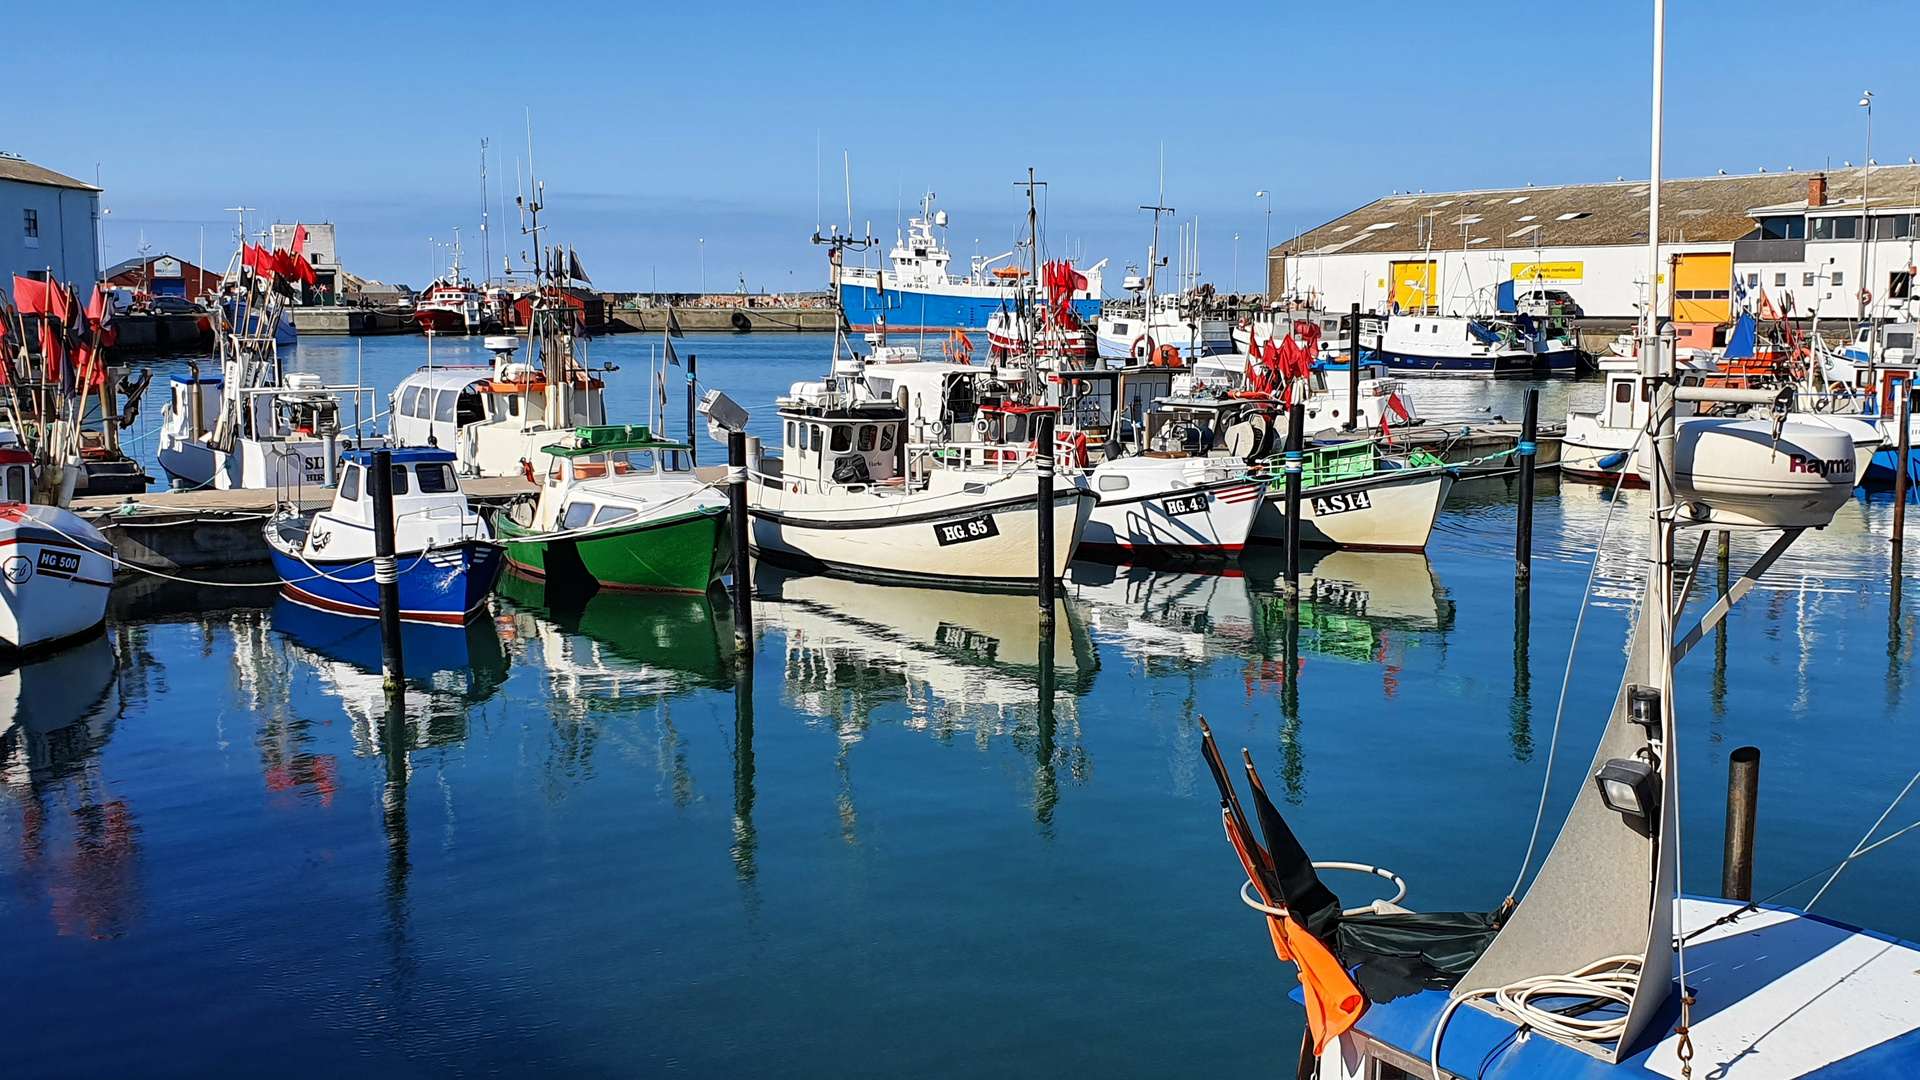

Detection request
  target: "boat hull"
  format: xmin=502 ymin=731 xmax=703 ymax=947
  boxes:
xmin=750 ymin=479 xmax=1094 ymax=589
xmin=495 ymin=506 xmax=731 ymax=594
xmin=1375 ymin=349 xmax=1542 ymax=376
xmin=1079 ymin=477 xmax=1264 ymax=561
xmin=0 ymin=508 xmax=114 ymax=651
xmin=839 ymin=282 xmax=1098 ymax=333
xmin=269 ymin=533 xmax=504 ymax=625
xmin=414 ymin=308 xmax=478 ymax=334
xmin=1251 ymin=467 xmax=1453 ymax=551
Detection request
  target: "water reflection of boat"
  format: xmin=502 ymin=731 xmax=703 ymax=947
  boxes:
xmin=756 ymin=566 xmax=1098 ymax=735
xmin=0 ymin=633 xmax=141 ymax=939
xmin=494 ymin=572 xmax=732 ymax=709
xmin=269 ymin=596 xmax=510 ymax=752
xmin=0 ymin=632 xmax=119 ymax=788
xmin=1066 ymin=561 xmax=1260 ymax=666
xmin=1242 ymin=547 xmax=1454 ymax=666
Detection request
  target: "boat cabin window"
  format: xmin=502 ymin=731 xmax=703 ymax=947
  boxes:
xmin=810 ymin=425 xmax=823 ymax=452
xmin=592 ymin=505 xmax=637 ymax=526
xmin=1098 ymin=474 xmax=1129 ymax=492
xmin=1615 ymin=382 xmax=1632 ymax=403
xmin=831 ymin=425 xmax=852 ymax=452
xmin=504 ymin=394 xmax=519 ymax=417
xmin=400 ymin=386 xmax=422 ymax=417
xmin=1890 ymin=332 xmax=1916 ymax=351
xmin=339 ymin=464 xmax=361 ymax=501
xmin=561 ymin=501 xmax=594 ymax=530
xmin=415 ymin=462 xmax=457 ymax=494
xmin=857 ymin=425 xmax=877 ymax=451
xmin=3 ymin=465 xmax=25 ymax=503
xmin=879 ymin=425 xmax=895 ymax=451
xmin=434 ymin=389 xmax=458 ymax=423
xmin=785 ymin=421 xmax=796 ymax=447
xmin=389 ymin=464 xmax=410 ymax=495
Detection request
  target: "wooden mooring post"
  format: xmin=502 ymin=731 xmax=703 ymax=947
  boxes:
xmin=1723 ymin=746 xmax=1760 ymax=902
xmin=1516 ymin=387 xmax=1538 ymax=580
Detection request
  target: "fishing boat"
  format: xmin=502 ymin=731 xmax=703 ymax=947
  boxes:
xmin=0 ymin=447 xmax=113 ymax=651
xmin=734 ymin=340 xmax=1094 ymax=589
xmin=412 ymin=244 xmax=495 ymax=334
xmin=1374 ymin=312 xmax=1579 ymax=376
xmin=1200 ymin=15 xmax=1918 ymax=1074
xmin=832 ymin=192 xmax=1103 ymax=333
xmin=157 ymin=262 xmax=383 ymax=490
xmin=1093 ymin=199 xmax=1234 ymax=361
xmin=387 ymin=329 xmax=606 ymax=479
xmin=264 ymin=448 xmax=504 ymax=623
xmin=489 ymin=424 xmax=730 ymax=594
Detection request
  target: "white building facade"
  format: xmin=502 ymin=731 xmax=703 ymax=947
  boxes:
xmin=0 ymin=155 xmax=100 ymax=290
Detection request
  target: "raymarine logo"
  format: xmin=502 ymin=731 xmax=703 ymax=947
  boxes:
xmin=1788 ymin=454 xmax=1854 ymax=477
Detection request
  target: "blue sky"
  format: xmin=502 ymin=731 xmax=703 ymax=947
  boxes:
xmin=8 ymin=1 xmax=1914 ymax=293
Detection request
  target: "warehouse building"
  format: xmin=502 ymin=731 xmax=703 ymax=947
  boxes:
xmin=1272 ymin=166 xmax=1920 ymax=346
xmin=0 ymin=153 xmax=100 ymax=290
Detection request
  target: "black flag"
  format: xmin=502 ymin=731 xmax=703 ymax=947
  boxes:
xmin=569 ymin=249 xmax=591 ymax=285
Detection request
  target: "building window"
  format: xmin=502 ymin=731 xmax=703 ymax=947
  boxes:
xmin=1747 ymin=273 xmax=1760 ymax=288
xmin=1759 ymin=215 xmax=1805 ymax=240
xmin=1803 ymin=273 xmax=1816 ymax=287
xmin=1810 ymin=216 xmax=1860 ymax=240
xmin=22 ymin=209 xmax=37 ymax=238
xmin=1873 ymin=214 xmax=1913 ymax=240
xmin=1775 ymin=273 xmax=1787 ymax=287
xmin=1832 ymin=271 xmax=1844 ymax=287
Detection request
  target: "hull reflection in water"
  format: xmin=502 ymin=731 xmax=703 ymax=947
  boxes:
xmin=0 ymin=632 xmax=142 ymax=939
xmin=269 ymin=597 xmax=511 ymax=754
xmin=1242 ymin=547 xmax=1455 ymax=667
xmin=1067 ymin=561 xmax=1262 ymax=667
xmin=755 ymin=565 xmax=1097 ymax=743
xmin=494 ymin=572 xmax=734 ymax=711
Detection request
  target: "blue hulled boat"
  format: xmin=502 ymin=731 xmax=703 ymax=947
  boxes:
xmin=265 ymin=448 xmax=503 ymax=624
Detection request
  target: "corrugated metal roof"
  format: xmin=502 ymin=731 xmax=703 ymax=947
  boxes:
xmin=1275 ymin=165 xmax=1920 ymax=257
xmin=0 ymin=156 xmax=100 ymax=192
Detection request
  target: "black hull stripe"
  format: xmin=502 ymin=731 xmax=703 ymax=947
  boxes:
xmin=1092 ymin=478 xmax=1260 ymax=509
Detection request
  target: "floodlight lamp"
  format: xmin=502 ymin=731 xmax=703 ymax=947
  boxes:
xmin=1594 ymin=758 xmax=1661 ymax=826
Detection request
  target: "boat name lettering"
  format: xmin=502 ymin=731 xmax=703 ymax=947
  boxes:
xmin=35 ymin=549 xmax=81 ymax=577
xmin=934 ymin=514 xmax=1000 ymax=546
xmin=1163 ymin=493 xmax=1209 ymax=517
xmin=1310 ymin=491 xmax=1373 ymax=516
xmin=1788 ymin=454 xmax=1854 ymax=476
xmin=310 ymin=528 xmax=332 ymax=552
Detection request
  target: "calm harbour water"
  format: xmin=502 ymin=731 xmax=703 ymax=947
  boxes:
xmin=3 ymin=334 xmax=1918 ymax=1077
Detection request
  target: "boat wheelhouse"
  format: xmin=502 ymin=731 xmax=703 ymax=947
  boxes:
xmin=388 ymin=333 xmax=606 ymax=478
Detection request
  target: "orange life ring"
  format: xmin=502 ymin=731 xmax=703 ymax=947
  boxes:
xmin=1131 ymin=335 xmax=1157 ymax=363
xmin=1860 ymin=287 xmax=1874 ymax=306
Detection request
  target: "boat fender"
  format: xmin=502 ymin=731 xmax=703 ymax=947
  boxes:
xmin=521 ymin=458 xmax=536 ymax=483
xmin=731 ymin=311 xmax=752 ymax=331
xmin=1596 ymin=450 xmax=1629 ymax=470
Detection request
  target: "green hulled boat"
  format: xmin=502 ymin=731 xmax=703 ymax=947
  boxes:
xmin=489 ymin=425 xmax=732 ymax=594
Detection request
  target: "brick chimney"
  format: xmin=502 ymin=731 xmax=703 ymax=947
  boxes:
xmin=1808 ymin=173 xmax=1827 ymax=208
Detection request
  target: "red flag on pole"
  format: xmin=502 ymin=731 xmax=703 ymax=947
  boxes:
xmin=291 ymin=223 xmax=309 ymax=256
xmin=10 ymin=275 xmax=51 ymax=316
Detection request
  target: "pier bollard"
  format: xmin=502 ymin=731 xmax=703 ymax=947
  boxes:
xmin=1346 ymin=302 xmax=1361 ymax=432
xmin=369 ymin=448 xmax=405 ymax=697
xmin=1037 ymin=411 xmax=1056 ymax=623
xmin=727 ymin=431 xmax=753 ymax=653
xmin=1723 ymin=746 xmax=1760 ymax=901
xmin=322 ymin=433 xmax=338 ymax=488
xmin=1895 ymin=383 xmax=1911 ymax=547
xmin=1516 ymin=387 xmax=1539 ymax=580
xmin=1284 ymin=402 xmax=1305 ymax=596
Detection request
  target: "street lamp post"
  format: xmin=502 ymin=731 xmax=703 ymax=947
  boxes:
xmin=1859 ymin=90 xmax=1874 ymax=321
xmin=1255 ymin=189 xmax=1272 ymax=299
xmin=1233 ymin=233 xmax=1240 ymax=295
xmin=699 ymin=238 xmax=706 ymax=296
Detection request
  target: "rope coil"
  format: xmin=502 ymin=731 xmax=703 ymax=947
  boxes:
xmin=373 ymin=556 xmax=399 ymax=585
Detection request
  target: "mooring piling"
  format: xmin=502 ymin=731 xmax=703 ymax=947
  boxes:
xmin=1037 ymin=410 xmax=1056 ymax=622
xmin=687 ymin=353 xmax=699 ymax=467
xmin=1723 ymin=745 xmax=1761 ymax=902
xmin=727 ymin=430 xmax=753 ymax=652
xmin=1516 ymin=386 xmax=1538 ymax=579
xmin=369 ymin=448 xmax=405 ymax=697
xmin=1346 ymin=302 xmax=1361 ymax=432
xmin=1895 ymin=382 xmax=1911 ymax=547
xmin=1284 ymin=401 xmax=1305 ymax=595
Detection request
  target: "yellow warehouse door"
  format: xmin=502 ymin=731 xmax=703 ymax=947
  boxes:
xmin=1390 ymin=261 xmax=1438 ymax=313
xmin=1673 ymin=253 xmax=1732 ymax=323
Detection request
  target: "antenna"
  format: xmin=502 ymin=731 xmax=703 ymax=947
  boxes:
xmin=815 ymin=129 xmax=822 ymax=233
xmin=843 ymin=150 xmax=853 ymax=236
xmin=479 ymin=138 xmax=491 ymax=286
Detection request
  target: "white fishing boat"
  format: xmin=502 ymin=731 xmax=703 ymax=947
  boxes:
xmin=388 ymin=330 xmax=605 ymax=479
xmin=156 ymin=273 xmax=384 ymax=490
xmin=731 ymin=341 xmax=1094 ymax=589
xmin=0 ymin=447 xmax=113 ymax=651
xmin=1201 ymin=14 xmax=1920 ymax=1075
xmin=1093 ymin=199 xmax=1234 ymax=361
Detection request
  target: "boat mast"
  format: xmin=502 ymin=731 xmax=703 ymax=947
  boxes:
xmin=1016 ymin=168 xmax=1046 ymax=395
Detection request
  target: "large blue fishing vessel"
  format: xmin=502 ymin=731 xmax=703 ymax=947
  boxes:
xmin=834 ymin=193 xmax=1103 ymax=332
